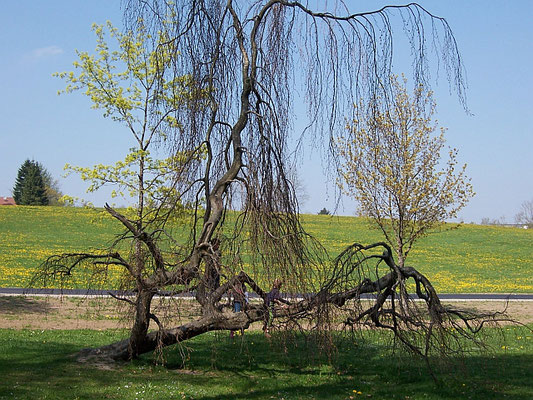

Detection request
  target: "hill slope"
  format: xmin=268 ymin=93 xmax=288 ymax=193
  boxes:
xmin=1 ymin=206 xmax=532 ymax=292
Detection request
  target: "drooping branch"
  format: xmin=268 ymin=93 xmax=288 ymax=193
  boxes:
xmin=75 ymin=249 xmax=512 ymax=365
xmin=33 ymin=0 xmax=504 ymax=371
xmin=30 ymin=252 xmax=133 ymax=289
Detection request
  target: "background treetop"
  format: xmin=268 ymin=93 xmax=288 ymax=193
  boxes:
xmin=13 ymin=159 xmax=62 ymax=206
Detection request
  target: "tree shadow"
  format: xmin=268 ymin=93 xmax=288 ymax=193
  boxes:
xmin=1 ymin=330 xmax=532 ymax=399
xmin=0 ymin=330 xmax=126 ymax=399
xmin=0 ymin=296 xmax=52 ymax=314
xmin=144 ymin=331 xmax=533 ymax=399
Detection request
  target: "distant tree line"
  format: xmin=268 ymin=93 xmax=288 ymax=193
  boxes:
xmin=480 ymin=202 xmax=533 ymax=228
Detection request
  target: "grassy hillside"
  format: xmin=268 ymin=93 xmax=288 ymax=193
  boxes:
xmin=0 ymin=206 xmax=123 ymax=288
xmin=302 ymin=214 xmax=533 ymax=293
xmin=1 ymin=206 xmax=532 ymax=292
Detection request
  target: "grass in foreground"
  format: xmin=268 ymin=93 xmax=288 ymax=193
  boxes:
xmin=0 ymin=327 xmax=532 ymax=399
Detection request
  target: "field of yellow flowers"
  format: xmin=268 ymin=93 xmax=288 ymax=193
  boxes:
xmin=0 ymin=206 xmax=124 ymax=288
xmin=1 ymin=206 xmax=532 ymax=292
xmin=302 ymin=214 xmax=533 ymax=293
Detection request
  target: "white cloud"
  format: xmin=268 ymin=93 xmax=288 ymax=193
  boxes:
xmin=30 ymin=45 xmax=64 ymax=59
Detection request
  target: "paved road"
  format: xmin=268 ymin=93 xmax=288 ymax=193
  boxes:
xmin=1 ymin=287 xmax=532 ymax=301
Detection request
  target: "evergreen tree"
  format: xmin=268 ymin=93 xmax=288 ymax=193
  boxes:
xmin=12 ymin=160 xmax=49 ymax=205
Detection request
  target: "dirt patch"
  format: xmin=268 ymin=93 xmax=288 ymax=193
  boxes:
xmin=441 ymin=301 xmax=533 ymax=324
xmin=0 ymin=296 xmax=53 ymax=314
xmin=0 ymin=295 xmax=532 ymax=330
xmin=0 ymin=295 xmax=122 ymax=330
xmin=0 ymin=295 xmax=206 ymax=330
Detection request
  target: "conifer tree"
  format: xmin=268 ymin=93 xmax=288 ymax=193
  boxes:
xmin=13 ymin=160 xmax=49 ymax=205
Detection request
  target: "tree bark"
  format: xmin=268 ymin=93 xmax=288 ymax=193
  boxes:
xmin=127 ymin=289 xmax=155 ymax=359
xmin=77 ymin=306 xmax=263 ymax=363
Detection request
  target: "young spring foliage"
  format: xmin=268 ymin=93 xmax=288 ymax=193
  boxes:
xmin=337 ymin=75 xmax=474 ymax=266
xmin=54 ymin=21 xmax=203 ymax=211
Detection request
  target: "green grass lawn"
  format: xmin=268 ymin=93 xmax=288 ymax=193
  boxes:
xmin=1 ymin=206 xmax=532 ymax=292
xmin=0 ymin=327 xmax=532 ymax=399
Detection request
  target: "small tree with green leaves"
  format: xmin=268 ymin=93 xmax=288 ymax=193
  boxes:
xmin=40 ymin=166 xmax=64 ymax=206
xmin=47 ymin=21 xmax=202 ymax=356
xmin=13 ymin=159 xmax=49 ymax=206
xmin=337 ymin=75 xmax=474 ymax=267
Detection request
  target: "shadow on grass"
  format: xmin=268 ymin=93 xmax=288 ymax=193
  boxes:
xmin=1 ymin=329 xmax=532 ymax=399
xmin=143 ymin=331 xmax=533 ymax=399
xmin=0 ymin=329 xmax=126 ymax=399
xmin=0 ymin=296 xmax=52 ymax=314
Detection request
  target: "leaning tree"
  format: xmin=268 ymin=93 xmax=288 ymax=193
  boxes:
xmin=35 ymin=0 xmax=504 ymax=366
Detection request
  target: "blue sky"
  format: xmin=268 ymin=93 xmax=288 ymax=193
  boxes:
xmin=1 ymin=1 xmax=532 ymax=223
